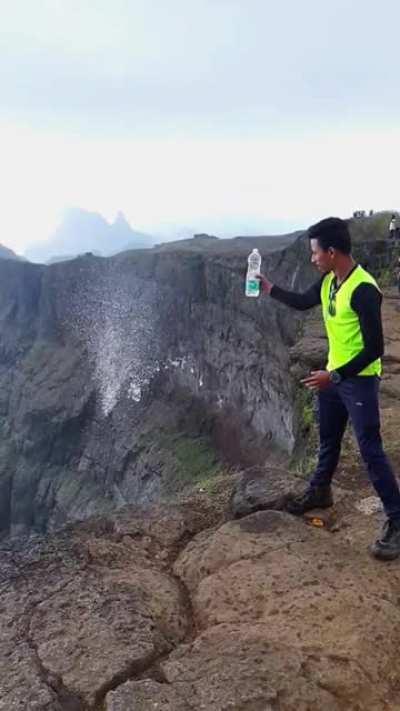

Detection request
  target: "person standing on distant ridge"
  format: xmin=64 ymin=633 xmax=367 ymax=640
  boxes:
xmin=389 ymin=214 xmax=397 ymax=240
xmin=257 ymin=217 xmax=400 ymax=560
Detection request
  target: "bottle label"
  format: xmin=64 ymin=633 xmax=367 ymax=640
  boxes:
xmin=246 ymin=278 xmax=260 ymax=294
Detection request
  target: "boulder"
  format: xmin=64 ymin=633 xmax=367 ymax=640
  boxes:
xmin=230 ymin=466 xmax=303 ymax=518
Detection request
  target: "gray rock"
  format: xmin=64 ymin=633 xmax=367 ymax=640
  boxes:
xmin=230 ymin=466 xmax=301 ymax=518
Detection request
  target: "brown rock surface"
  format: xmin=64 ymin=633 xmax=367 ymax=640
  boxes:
xmin=3 ymin=496 xmax=400 ymax=710
xmin=106 ymin=679 xmax=190 ymax=710
xmin=162 ymin=625 xmax=377 ymax=710
xmin=0 ymin=504 xmax=212 ymax=710
xmin=170 ymin=510 xmax=400 ymax=709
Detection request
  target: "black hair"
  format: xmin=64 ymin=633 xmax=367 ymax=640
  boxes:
xmin=308 ymin=217 xmax=351 ymax=255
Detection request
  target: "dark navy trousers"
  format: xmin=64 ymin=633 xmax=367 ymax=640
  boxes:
xmin=310 ymin=376 xmax=400 ymax=522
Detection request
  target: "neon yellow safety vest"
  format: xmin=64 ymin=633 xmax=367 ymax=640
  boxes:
xmin=320 ymin=265 xmax=382 ymax=376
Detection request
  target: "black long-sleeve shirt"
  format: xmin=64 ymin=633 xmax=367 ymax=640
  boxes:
xmin=270 ymin=274 xmax=384 ymax=379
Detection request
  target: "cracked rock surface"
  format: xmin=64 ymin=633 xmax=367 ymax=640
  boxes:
xmin=0 ymin=503 xmax=212 ymax=710
xmin=3 ymin=491 xmax=400 ymax=711
xmin=170 ymin=509 xmax=400 ymax=709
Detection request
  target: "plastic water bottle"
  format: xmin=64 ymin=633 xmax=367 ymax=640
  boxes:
xmin=245 ymin=249 xmax=262 ymax=297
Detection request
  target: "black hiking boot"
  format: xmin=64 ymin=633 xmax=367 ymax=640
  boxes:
xmin=370 ymin=518 xmax=400 ymax=561
xmin=285 ymin=485 xmax=333 ymax=516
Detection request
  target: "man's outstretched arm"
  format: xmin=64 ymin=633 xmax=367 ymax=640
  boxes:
xmin=258 ymin=274 xmax=323 ymax=310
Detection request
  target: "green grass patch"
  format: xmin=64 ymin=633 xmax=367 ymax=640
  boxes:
xmin=161 ymin=431 xmax=221 ymax=492
xmin=289 ymin=386 xmax=318 ymax=478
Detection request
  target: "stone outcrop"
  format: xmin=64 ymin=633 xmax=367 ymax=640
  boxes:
xmin=229 ymin=465 xmax=305 ymax=518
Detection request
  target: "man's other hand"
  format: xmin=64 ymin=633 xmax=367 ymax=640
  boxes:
xmin=301 ymin=370 xmax=332 ymax=391
xmin=256 ymin=273 xmax=274 ymax=295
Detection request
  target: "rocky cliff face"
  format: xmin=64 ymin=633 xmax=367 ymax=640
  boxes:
xmin=0 ymin=237 xmax=316 ymax=536
xmin=0 ymin=234 xmax=393 ymax=536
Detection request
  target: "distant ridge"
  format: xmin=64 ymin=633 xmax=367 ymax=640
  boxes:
xmin=154 ymin=230 xmax=303 ymax=254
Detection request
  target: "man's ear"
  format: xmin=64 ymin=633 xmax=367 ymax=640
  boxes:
xmin=328 ymin=247 xmax=335 ymax=257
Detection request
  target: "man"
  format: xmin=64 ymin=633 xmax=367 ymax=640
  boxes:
xmin=257 ymin=217 xmax=400 ymax=560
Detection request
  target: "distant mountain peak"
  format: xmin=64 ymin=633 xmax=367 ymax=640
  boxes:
xmin=114 ymin=210 xmax=129 ymax=225
xmin=111 ymin=211 xmax=134 ymax=239
xmin=25 ymin=208 xmax=156 ymax=263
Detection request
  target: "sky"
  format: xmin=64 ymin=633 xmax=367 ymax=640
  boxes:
xmin=1 ymin=0 xmax=400 ymax=254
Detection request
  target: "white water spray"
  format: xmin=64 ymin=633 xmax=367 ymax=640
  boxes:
xmin=66 ymin=260 xmax=160 ymax=416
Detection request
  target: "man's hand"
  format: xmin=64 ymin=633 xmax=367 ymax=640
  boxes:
xmin=256 ymin=273 xmax=274 ymax=295
xmin=301 ymin=370 xmax=332 ymax=391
